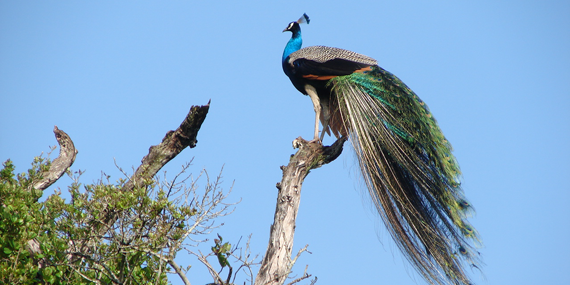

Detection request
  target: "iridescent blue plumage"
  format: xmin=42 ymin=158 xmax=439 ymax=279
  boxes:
xmin=282 ymin=14 xmax=309 ymax=95
xmin=282 ymin=14 xmax=481 ymax=285
xmin=282 ymin=22 xmax=302 ymax=61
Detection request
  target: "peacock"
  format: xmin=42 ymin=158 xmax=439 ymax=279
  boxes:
xmin=282 ymin=14 xmax=480 ymax=285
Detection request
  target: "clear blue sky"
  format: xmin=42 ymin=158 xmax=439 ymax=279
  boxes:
xmin=1 ymin=1 xmax=569 ymax=284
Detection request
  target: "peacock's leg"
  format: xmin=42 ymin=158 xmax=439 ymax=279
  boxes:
xmin=319 ymin=98 xmax=331 ymax=142
xmin=305 ymin=85 xmax=322 ymax=141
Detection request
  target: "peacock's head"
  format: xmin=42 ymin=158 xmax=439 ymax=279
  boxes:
xmin=283 ymin=13 xmax=310 ymax=33
xmin=282 ymin=21 xmax=299 ymax=33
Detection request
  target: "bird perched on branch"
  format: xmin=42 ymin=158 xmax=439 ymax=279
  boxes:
xmin=282 ymin=14 xmax=481 ymax=285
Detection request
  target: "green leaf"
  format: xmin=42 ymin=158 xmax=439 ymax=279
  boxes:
xmin=221 ymin=242 xmax=231 ymax=253
xmin=217 ymin=253 xmax=229 ymax=267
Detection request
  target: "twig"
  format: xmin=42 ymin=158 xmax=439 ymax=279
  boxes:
xmin=288 ymin=245 xmax=310 ymax=275
xmin=196 ymin=251 xmax=224 ymax=284
xmin=169 ymin=259 xmax=192 ymax=285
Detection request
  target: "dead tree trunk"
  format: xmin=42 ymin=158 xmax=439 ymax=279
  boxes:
xmin=255 ymin=137 xmax=347 ymax=285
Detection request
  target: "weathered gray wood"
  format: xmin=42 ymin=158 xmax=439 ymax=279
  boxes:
xmin=96 ymin=102 xmax=210 ymax=236
xmin=255 ymin=137 xmax=346 ymax=285
xmin=32 ymin=126 xmax=78 ymax=192
xmin=120 ymin=102 xmax=210 ymax=194
xmin=28 ymin=126 xmax=78 ymax=265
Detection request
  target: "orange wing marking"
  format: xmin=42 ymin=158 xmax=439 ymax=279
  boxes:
xmin=302 ymin=66 xmax=373 ymax=80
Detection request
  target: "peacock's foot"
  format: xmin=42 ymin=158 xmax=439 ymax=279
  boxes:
xmin=292 ymin=137 xmax=324 ymax=149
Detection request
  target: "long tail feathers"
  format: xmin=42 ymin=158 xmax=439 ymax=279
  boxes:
xmin=329 ymin=66 xmax=480 ymax=285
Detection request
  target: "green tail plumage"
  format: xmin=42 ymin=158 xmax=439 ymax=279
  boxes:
xmin=329 ymin=66 xmax=480 ymax=285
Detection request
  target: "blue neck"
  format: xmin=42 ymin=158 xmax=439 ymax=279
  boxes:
xmin=283 ymin=30 xmax=302 ymax=62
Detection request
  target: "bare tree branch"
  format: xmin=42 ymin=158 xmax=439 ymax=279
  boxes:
xmin=196 ymin=250 xmax=225 ymax=284
xmin=25 ymin=126 xmax=78 ymax=265
xmin=122 ymin=102 xmax=211 ymax=193
xmin=168 ymin=259 xmax=192 ymax=285
xmin=33 ymin=125 xmax=78 ymax=191
xmin=255 ymin=137 xmax=347 ymax=285
xmin=99 ymin=102 xmax=210 ymax=232
xmin=286 ymin=265 xmax=312 ymax=285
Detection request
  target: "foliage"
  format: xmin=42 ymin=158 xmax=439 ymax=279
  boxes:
xmin=0 ymin=156 xmax=240 ymax=285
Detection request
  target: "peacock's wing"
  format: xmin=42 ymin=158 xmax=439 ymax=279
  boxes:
xmin=287 ymin=46 xmax=378 ymax=80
